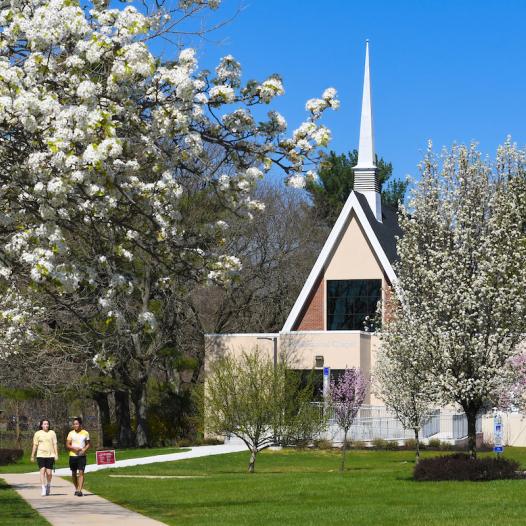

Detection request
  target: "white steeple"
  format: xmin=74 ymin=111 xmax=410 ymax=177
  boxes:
xmin=353 ymin=40 xmax=382 ymax=222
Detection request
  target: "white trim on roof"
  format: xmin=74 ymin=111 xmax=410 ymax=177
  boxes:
xmin=280 ymin=330 xmax=374 ymax=336
xmin=205 ymin=333 xmax=279 ymax=338
xmin=281 ymin=191 xmax=397 ymax=333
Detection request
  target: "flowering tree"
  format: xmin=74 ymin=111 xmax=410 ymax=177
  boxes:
xmin=329 ymin=368 xmax=368 ymax=472
xmin=394 ymin=140 xmax=526 ymax=458
xmin=498 ymin=350 xmax=526 ymax=411
xmin=375 ymin=297 xmax=437 ymax=462
xmin=0 ymin=0 xmax=338 ymax=444
xmin=203 ymin=349 xmax=326 ymax=473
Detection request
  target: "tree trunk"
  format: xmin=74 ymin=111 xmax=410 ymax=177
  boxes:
xmin=131 ymin=380 xmax=149 ymax=448
xmin=114 ymin=390 xmax=134 ymax=448
xmin=467 ymin=410 xmax=477 ymax=459
xmin=340 ymin=429 xmax=348 ymax=473
xmin=93 ymin=392 xmax=112 ymax=448
xmin=14 ymin=400 xmax=21 ymax=449
xmin=248 ymin=448 xmax=257 ymax=473
xmin=414 ymin=428 xmax=420 ymax=464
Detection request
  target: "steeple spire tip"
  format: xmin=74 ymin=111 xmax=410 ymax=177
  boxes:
xmin=353 ymin=40 xmax=382 ymax=222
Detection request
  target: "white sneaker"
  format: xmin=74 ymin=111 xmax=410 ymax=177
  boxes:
xmin=41 ymin=485 xmax=46 ymax=496
xmin=46 ymin=484 xmax=50 ymax=496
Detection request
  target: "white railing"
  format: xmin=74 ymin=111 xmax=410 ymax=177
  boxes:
xmin=313 ymin=404 xmax=482 ymax=443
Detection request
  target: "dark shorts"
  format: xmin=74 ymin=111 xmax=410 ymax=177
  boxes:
xmin=37 ymin=457 xmax=54 ymax=470
xmin=69 ymin=456 xmax=87 ymax=472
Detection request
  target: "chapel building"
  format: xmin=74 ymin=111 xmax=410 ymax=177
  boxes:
xmin=205 ymin=41 xmax=400 ymax=406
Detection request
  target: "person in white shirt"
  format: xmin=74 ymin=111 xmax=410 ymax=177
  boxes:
xmin=66 ymin=417 xmax=91 ymax=496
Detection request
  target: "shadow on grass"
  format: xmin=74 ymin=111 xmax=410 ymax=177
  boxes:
xmin=0 ymin=480 xmax=40 ymax=520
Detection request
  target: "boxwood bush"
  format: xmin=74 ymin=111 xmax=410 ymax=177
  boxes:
xmin=0 ymin=448 xmax=23 ymax=466
xmin=414 ymin=453 xmax=519 ymax=481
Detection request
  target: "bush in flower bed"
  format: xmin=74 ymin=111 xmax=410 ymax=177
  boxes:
xmin=414 ymin=453 xmax=519 ymax=481
xmin=0 ymin=448 xmax=23 ymax=465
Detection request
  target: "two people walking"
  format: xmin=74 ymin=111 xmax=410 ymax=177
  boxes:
xmin=31 ymin=416 xmax=90 ymax=497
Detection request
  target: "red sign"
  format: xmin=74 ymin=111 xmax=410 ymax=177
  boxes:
xmin=96 ymin=450 xmax=116 ymax=465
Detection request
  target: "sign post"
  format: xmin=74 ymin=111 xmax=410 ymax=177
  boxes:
xmin=96 ymin=450 xmax=116 ymax=465
xmin=322 ymin=367 xmax=331 ymax=400
xmin=493 ymin=413 xmax=504 ymax=455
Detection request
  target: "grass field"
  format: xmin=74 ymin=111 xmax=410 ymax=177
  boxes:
xmin=82 ymin=448 xmax=526 ymax=526
xmin=0 ymin=478 xmax=50 ymax=526
xmin=0 ymin=446 xmax=186 ymax=474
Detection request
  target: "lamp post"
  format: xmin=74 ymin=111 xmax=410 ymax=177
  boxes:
xmin=256 ymin=336 xmax=278 ymax=368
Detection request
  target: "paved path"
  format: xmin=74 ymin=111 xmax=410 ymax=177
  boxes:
xmin=4 ymin=444 xmax=248 ymax=525
xmin=2 ymin=473 xmax=166 ymax=526
xmin=51 ymin=444 xmax=248 ymax=475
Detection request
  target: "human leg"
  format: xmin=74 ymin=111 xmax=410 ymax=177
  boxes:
xmin=76 ymin=456 xmax=87 ymax=495
xmin=77 ymin=470 xmax=84 ymax=493
xmin=37 ymin=459 xmax=47 ymax=496
xmin=45 ymin=467 xmax=52 ymax=494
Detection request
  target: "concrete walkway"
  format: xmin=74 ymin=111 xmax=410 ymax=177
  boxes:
xmin=4 ymin=444 xmax=248 ymax=525
xmin=51 ymin=443 xmax=248 ymax=475
xmin=2 ymin=473 xmax=166 ymax=525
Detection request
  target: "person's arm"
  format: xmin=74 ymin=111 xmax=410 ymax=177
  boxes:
xmin=66 ymin=434 xmax=77 ymax=454
xmin=30 ymin=434 xmax=38 ymax=462
xmin=80 ymin=434 xmax=91 ymax=456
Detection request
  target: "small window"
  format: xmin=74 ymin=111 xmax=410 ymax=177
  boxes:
xmin=327 ymin=279 xmax=381 ymax=331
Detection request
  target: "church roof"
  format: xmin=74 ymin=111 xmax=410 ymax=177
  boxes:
xmin=281 ymin=191 xmax=400 ymax=332
xmin=354 ymin=192 xmax=403 ymax=265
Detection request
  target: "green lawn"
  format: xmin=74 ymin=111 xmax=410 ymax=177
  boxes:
xmin=0 ymin=446 xmax=186 ymax=474
xmin=0 ymin=478 xmax=50 ymax=525
xmin=83 ymin=448 xmax=526 ymax=526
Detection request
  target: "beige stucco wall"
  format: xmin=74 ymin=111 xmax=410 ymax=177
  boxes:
xmin=482 ymin=413 xmax=526 ymax=447
xmin=325 ymin=213 xmax=384 ymax=281
xmin=205 ymin=331 xmax=380 ymax=405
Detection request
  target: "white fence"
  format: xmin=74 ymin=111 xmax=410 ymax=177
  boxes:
xmin=316 ymin=404 xmax=482 ymax=444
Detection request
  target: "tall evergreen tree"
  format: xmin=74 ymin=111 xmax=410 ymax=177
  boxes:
xmin=306 ymin=150 xmax=407 ymax=225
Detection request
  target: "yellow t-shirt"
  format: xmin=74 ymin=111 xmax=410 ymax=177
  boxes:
xmin=33 ymin=430 xmax=57 ymax=458
xmin=67 ymin=429 xmax=90 ymax=457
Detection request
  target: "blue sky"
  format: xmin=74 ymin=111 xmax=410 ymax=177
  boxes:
xmin=165 ymin=0 xmax=526 ymax=183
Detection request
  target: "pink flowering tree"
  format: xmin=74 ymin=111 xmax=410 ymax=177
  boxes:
xmin=329 ymin=368 xmax=368 ymax=472
xmin=499 ymin=352 xmax=526 ymax=411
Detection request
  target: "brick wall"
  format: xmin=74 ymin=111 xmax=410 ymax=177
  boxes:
xmin=294 ymin=275 xmax=324 ymax=331
xmin=382 ymin=276 xmax=395 ymax=325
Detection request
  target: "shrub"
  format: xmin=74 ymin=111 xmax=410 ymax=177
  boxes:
xmin=371 ymin=438 xmax=387 ymax=449
xmin=439 ymin=441 xmax=455 ymax=451
xmin=404 ymin=438 xmax=425 ymax=450
xmin=294 ymin=439 xmax=311 ymax=450
xmin=0 ymin=448 xmax=23 ymax=466
xmin=385 ymin=440 xmax=399 ymax=450
xmin=404 ymin=438 xmax=416 ymax=450
xmin=414 ymin=453 xmax=519 ymax=481
xmin=201 ymin=437 xmax=224 ymax=446
xmin=314 ymin=439 xmax=333 ymax=450
xmin=427 ymin=438 xmax=442 ymax=449
xmin=346 ymin=439 xmax=366 ymax=450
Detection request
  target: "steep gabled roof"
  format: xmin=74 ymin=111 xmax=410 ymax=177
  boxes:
xmin=281 ymin=191 xmax=400 ymax=332
xmin=354 ymin=192 xmax=403 ymax=265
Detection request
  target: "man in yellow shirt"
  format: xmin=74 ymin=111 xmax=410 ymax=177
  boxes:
xmin=31 ymin=419 xmax=58 ymax=496
xmin=66 ymin=417 xmax=90 ymax=497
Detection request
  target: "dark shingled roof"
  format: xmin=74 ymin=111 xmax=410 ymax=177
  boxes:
xmin=354 ymin=191 xmax=403 ymax=265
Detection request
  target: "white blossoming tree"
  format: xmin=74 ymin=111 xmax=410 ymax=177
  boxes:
xmin=375 ymin=295 xmax=437 ymax=462
xmin=393 ymin=140 xmax=526 ymax=458
xmin=0 ymin=0 xmax=338 ymax=445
